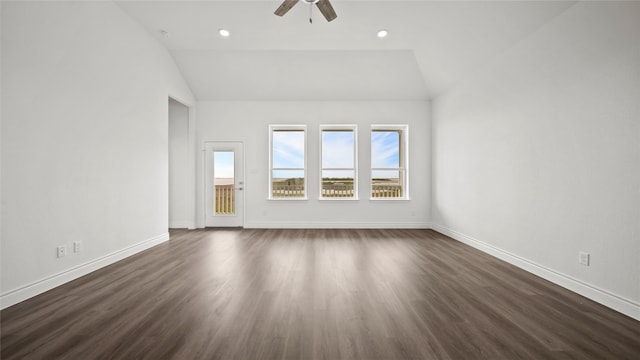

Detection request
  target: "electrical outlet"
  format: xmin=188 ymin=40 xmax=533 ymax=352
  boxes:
xmin=74 ymin=241 xmax=82 ymax=253
xmin=57 ymin=245 xmax=67 ymax=258
xmin=579 ymin=252 xmax=590 ymax=266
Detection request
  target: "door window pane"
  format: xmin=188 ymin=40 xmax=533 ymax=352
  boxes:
xmin=214 ymin=151 xmax=235 ymax=214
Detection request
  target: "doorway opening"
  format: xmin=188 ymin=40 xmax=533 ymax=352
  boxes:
xmin=168 ymin=98 xmax=190 ymax=229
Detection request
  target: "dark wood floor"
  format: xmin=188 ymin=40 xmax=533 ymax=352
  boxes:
xmin=1 ymin=229 xmax=639 ymax=359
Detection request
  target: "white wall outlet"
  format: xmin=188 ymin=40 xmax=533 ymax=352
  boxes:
xmin=56 ymin=245 xmax=67 ymax=258
xmin=73 ymin=241 xmax=82 ymax=253
xmin=579 ymin=252 xmax=590 ymax=266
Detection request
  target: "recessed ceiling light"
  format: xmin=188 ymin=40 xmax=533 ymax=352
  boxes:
xmin=377 ymin=29 xmax=388 ymax=38
xmin=219 ymin=29 xmax=230 ymax=38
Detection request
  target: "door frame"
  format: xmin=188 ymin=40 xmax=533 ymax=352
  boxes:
xmin=203 ymin=141 xmax=245 ymax=228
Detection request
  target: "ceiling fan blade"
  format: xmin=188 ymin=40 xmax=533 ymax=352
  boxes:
xmin=274 ymin=0 xmax=300 ymax=17
xmin=316 ymin=0 xmax=337 ymax=22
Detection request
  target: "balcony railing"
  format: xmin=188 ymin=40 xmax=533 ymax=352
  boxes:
xmin=321 ymin=183 xmax=354 ymax=198
xmin=272 ymin=183 xmax=305 ymax=198
xmin=270 ymin=182 xmax=402 ymax=198
xmin=215 ymin=184 xmax=235 ymax=214
xmin=371 ymin=184 xmax=403 ymax=198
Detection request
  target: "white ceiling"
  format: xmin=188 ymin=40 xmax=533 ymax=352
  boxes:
xmin=115 ymin=0 xmax=576 ymax=101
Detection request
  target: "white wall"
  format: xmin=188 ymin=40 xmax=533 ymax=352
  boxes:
xmin=196 ymin=101 xmax=431 ymax=229
xmin=168 ymin=98 xmax=192 ymax=228
xmin=1 ymin=1 xmax=194 ymax=308
xmin=0 ymin=2 xmax=3 ymax=289
xmin=432 ymin=1 xmax=640 ymax=319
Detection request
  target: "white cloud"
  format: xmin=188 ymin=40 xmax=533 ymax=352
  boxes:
xmin=273 ymin=131 xmax=305 ymax=168
xmin=371 ymin=131 xmax=399 ymax=168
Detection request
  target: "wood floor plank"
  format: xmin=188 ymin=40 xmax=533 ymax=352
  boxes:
xmin=2 ymin=229 xmax=639 ymax=359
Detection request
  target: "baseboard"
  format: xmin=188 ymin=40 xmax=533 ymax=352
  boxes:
xmin=244 ymin=221 xmax=432 ymax=229
xmin=169 ymin=221 xmax=195 ymax=229
xmin=431 ymin=223 xmax=640 ymax=321
xmin=0 ymin=232 xmax=170 ymax=310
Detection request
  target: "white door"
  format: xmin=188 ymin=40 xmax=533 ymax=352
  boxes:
xmin=205 ymin=142 xmax=244 ymax=227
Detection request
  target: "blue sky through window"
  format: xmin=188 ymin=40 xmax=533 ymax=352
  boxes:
xmin=371 ymin=131 xmax=399 ymax=168
xmin=322 ymin=131 xmax=354 ymax=168
xmin=272 ymin=131 xmax=305 ymax=168
xmin=272 ymin=130 xmax=305 ymax=179
xmin=214 ymin=151 xmax=234 ymax=180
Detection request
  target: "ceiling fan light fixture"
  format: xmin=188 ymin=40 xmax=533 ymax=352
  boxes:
xmin=218 ymin=28 xmax=230 ymax=38
xmin=377 ymin=29 xmax=389 ymax=38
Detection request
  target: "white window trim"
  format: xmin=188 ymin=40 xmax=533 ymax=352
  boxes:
xmin=269 ymin=124 xmax=308 ymax=200
xmin=370 ymin=124 xmax=410 ymax=201
xmin=319 ymin=124 xmax=358 ymax=201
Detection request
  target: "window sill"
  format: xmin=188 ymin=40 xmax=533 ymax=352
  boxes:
xmin=369 ymin=197 xmax=410 ymax=201
xmin=319 ymin=197 xmax=359 ymax=201
xmin=268 ymin=197 xmax=308 ymax=201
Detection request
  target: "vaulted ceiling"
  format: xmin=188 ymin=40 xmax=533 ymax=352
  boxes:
xmin=115 ymin=0 xmax=576 ymax=101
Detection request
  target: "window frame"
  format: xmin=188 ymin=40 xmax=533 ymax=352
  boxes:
xmin=269 ymin=124 xmax=308 ymax=200
xmin=319 ymin=124 xmax=358 ymax=201
xmin=370 ymin=124 xmax=409 ymax=200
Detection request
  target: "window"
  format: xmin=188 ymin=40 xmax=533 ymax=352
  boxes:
xmin=371 ymin=125 xmax=409 ymax=199
xmin=320 ymin=125 xmax=357 ymax=199
xmin=269 ymin=125 xmax=307 ymax=199
xmin=213 ymin=151 xmax=235 ymax=214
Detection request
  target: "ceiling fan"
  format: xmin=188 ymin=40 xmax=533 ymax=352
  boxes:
xmin=275 ymin=0 xmax=337 ymax=23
